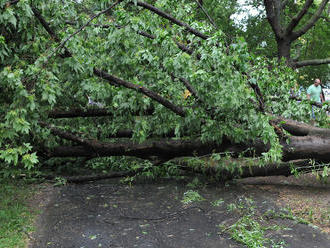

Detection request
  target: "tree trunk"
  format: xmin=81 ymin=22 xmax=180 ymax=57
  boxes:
xmin=44 ymin=159 xmax=326 ymax=183
xmin=47 ymin=134 xmax=330 ymax=163
xmin=178 ymin=159 xmax=326 ymax=180
xmin=277 ymin=38 xmax=292 ymax=61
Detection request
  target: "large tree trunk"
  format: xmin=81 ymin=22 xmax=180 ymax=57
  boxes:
xmin=46 ymin=134 xmax=330 ymax=163
xmin=277 ymin=38 xmax=292 ymax=61
xmin=44 ymin=118 xmax=330 ymax=164
xmin=47 ymin=159 xmax=325 ymax=183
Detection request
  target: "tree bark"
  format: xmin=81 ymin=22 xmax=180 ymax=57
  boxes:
xmin=47 ymin=137 xmax=269 ymax=160
xmin=282 ymin=135 xmax=330 ymax=162
xmin=291 ymin=58 xmax=330 ymax=68
xmin=273 ymin=117 xmax=330 ymax=137
xmin=47 ymin=159 xmax=326 ymax=183
xmin=178 ymin=159 xmax=326 ymax=180
xmin=45 ymin=133 xmax=330 ymax=163
xmin=277 ymin=38 xmax=292 ymax=61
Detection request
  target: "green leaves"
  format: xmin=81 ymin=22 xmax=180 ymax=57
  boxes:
xmin=0 ymin=7 xmax=17 ymax=27
xmin=0 ymin=0 xmax=323 ymax=173
xmin=0 ymin=144 xmax=37 ymax=169
xmin=181 ymin=190 xmax=205 ymax=204
xmin=21 ymin=153 xmax=39 ymax=170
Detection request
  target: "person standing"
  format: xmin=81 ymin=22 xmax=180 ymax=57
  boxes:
xmin=307 ymin=78 xmax=324 ymax=103
xmin=307 ymin=78 xmax=325 ymax=120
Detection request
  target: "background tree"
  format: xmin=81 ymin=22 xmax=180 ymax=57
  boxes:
xmin=232 ymin=0 xmax=329 ymax=83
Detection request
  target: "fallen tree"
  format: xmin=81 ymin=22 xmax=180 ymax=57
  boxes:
xmin=1 ymin=0 xmax=329 ymax=180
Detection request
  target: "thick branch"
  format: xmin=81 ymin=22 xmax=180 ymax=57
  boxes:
xmin=52 ymin=159 xmax=326 ymax=183
xmin=48 ymin=137 xmax=268 ymax=160
xmin=282 ymin=135 xmax=330 ymax=162
xmin=272 ymin=117 xmax=330 ymax=137
xmin=135 ymin=1 xmax=209 ymax=40
xmin=178 ymin=159 xmax=324 ymax=179
xmin=47 ymin=133 xmax=330 ymax=162
xmin=39 ymin=121 xmax=98 ymax=147
xmin=31 ymin=6 xmax=72 ymax=58
xmin=291 ymin=58 xmax=330 ymax=68
xmin=291 ymin=0 xmax=329 ymax=40
xmin=285 ymin=0 xmax=313 ymax=35
xmin=93 ymin=68 xmax=186 ymax=117
xmin=264 ymin=0 xmax=283 ymax=38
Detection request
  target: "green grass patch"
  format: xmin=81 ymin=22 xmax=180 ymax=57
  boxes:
xmin=0 ymin=180 xmax=36 ymax=248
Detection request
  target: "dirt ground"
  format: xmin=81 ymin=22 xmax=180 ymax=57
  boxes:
xmin=28 ymin=174 xmax=329 ymax=248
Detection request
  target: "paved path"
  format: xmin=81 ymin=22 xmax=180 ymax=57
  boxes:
xmin=30 ymin=177 xmax=329 ymax=248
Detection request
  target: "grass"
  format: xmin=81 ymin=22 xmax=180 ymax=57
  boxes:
xmin=0 ymin=180 xmax=36 ymax=248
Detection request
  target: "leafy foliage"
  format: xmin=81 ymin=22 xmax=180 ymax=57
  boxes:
xmin=0 ymin=0 xmax=327 ymax=175
xmin=181 ymin=190 xmax=205 ymax=204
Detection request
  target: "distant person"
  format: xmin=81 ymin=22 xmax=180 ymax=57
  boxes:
xmin=307 ymin=78 xmax=324 ymax=120
xmin=307 ymin=78 xmax=324 ymax=103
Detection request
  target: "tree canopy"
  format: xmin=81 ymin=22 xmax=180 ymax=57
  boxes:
xmin=0 ymin=0 xmax=329 ymax=178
